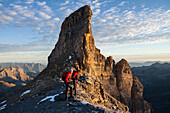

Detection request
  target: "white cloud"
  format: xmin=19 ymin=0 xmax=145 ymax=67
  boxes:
xmin=92 ymin=0 xmax=98 ymax=4
xmin=25 ymin=0 xmax=34 ymax=4
xmin=99 ymin=18 xmax=107 ymax=22
xmin=53 ymin=18 xmax=60 ymax=21
xmin=18 ymin=10 xmax=35 ymax=18
xmin=118 ymin=1 xmax=126 ymax=6
xmin=132 ymin=6 xmax=136 ymax=9
xmin=59 ymin=7 xmax=67 ymax=10
xmin=65 ymin=9 xmax=74 ymax=16
xmin=43 ymin=5 xmax=53 ymax=13
xmin=1 ymin=14 xmax=14 ymax=22
xmin=50 ymin=37 xmax=58 ymax=45
xmin=61 ymin=1 xmax=69 ymax=6
xmin=103 ymin=7 xmax=119 ymax=15
xmin=10 ymin=4 xmax=28 ymax=10
xmin=38 ymin=11 xmax=51 ymax=19
xmin=91 ymin=2 xmax=102 ymax=9
xmin=23 ymin=12 xmax=35 ymax=18
xmin=0 ymin=3 xmax=2 ymax=7
xmin=34 ymin=27 xmax=41 ymax=31
xmin=1 ymin=0 xmax=170 ymax=54
xmin=5 ymin=9 xmax=17 ymax=16
xmin=93 ymin=9 xmax=100 ymax=16
xmin=36 ymin=1 xmax=46 ymax=6
xmin=94 ymin=6 xmax=170 ymax=46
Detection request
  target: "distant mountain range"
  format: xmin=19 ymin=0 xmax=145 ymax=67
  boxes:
xmin=129 ymin=61 xmax=170 ymax=67
xmin=131 ymin=62 xmax=170 ymax=113
xmin=0 ymin=63 xmax=46 ymax=73
xmin=0 ymin=63 xmax=46 ymax=98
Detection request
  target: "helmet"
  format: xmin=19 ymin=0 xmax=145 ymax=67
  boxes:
xmin=69 ymin=69 xmax=73 ymax=72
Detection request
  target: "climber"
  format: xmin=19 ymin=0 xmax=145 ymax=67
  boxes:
xmin=62 ymin=69 xmax=73 ymax=100
xmin=72 ymin=70 xmax=81 ymax=97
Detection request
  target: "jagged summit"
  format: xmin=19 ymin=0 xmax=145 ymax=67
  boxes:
xmin=47 ymin=5 xmax=95 ymax=73
xmin=0 ymin=5 xmax=151 ymax=113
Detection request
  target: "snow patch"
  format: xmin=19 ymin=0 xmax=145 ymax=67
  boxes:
xmin=60 ymin=92 xmax=63 ymax=94
xmin=20 ymin=90 xmax=30 ymax=97
xmin=38 ymin=94 xmax=59 ymax=104
xmin=0 ymin=104 xmax=7 ymax=111
xmin=0 ymin=100 xmax=6 ymax=105
xmin=80 ymin=101 xmax=88 ymax=105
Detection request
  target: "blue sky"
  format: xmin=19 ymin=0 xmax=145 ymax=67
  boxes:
xmin=0 ymin=0 xmax=170 ymax=64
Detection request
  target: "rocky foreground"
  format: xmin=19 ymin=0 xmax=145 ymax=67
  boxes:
xmin=0 ymin=5 xmax=151 ymax=113
xmin=0 ymin=79 xmax=126 ymax=113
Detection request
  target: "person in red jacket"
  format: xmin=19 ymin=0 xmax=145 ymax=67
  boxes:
xmin=72 ymin=70 xmax=81 ymax=97
xmin=63 ymin=69 xmax=73 ymax=100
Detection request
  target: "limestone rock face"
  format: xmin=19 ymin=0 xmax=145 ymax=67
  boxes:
xmin=115 ymin=59 xmax=152 ymax=112
xmin=14 ymin=5 xmax=151 ymax=113
xmin=131 ymin=76 xmax=144 ymax=113
xmin=47 ymin=5 xmax=114 ymax=79
xmin=115 ymin=59 xmax=133 ymax=107
xmin=48 ymin=5 xmax=95 ymax=74
xmin=131 ymin=76 xmax=151 ymax=113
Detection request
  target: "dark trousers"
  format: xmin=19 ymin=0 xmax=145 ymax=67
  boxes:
xmin=73 ymin=80 xmax=77 ymax=96
xmin=65 ymin=83 xmax=73 ymax=100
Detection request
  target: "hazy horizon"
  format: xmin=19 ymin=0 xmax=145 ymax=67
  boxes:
xmin=0 ymin=0 xmax=170 ymax=64
xmin=0 ymin=59 xmax=170 ymax=66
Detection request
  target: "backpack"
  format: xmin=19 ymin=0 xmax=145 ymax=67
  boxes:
xmin=62 ymin=72 xmax=68 ymax=81
xmin=62 ymin=71 xmax=71 ymax=83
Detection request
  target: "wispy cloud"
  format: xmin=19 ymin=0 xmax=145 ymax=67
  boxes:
xmin=0 ymin=51 xmax=49 ymax=64
xmin=93 ymin=9 xmax=100 ymax=16
xmin=60 ymin=1 xmax=69 ymax=6
xmin=36 ymin=1 xmax=46 ymax=6
xmin=38 ymin=11 xmax=51 ymax=19
xmin=5 ymin=9 xmax=17 ymax=16
xmin=10 ymin=4 xmax=28 ymax=10
xmin=64 ymin=9 xmax=74 ymax=16
xmin=93 ymin=5 xmax=170 ymax=46
xmin=0 ymin=43 xmax=51 ymax=53
xmin=0 ymin=14 xmax=13 ymax=24
xmin=118 ymin=1 xmax=127 ymax=6
xmin=0 ymin=0 xmax=63 ymax=56
xmin=25 ymin=0 xmax=34 ymax=4
xmin=0 ymin=3 xmax=3 ymax=7
xmin=0 ymin=0 xmax=170 ymax=55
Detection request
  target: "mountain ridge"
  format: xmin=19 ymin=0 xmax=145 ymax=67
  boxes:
xmin=0 ymin=63 xmax=45 ymax=98
xmin=131 ymin=62 xmax=170 ymax=113
xmin=0 ymin=63 xmax=46 ymax=73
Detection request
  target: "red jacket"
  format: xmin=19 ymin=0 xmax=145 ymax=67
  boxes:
xmin=65 ymin=72 xmax=72 ymax=84
xmin=72 ymin=71 xmax=79 ymax=82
